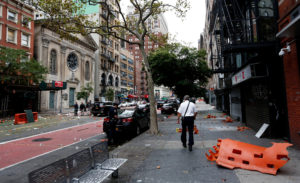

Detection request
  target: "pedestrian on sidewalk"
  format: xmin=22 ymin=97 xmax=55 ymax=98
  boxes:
xmin=80 ymin=102 xmax=85 ymax=116
xmin=107 ymin=103 xmax=119 ymax=145
xmin=74 ymin=102 xmax=79 ymax=116
xmin=177 ymin=95 xmax=197 ymax=151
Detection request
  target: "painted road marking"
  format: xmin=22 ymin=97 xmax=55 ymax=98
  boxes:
xmin=0 ymin=120 xmax=102 ymax=145
xmin=0 ymin=120 xmax=104 ymax=171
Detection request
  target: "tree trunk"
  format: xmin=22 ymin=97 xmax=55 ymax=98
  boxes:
xmin=140 ymin=46 xmax=158 ymax=134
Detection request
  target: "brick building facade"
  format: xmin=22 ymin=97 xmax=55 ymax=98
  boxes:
xmin=277 ymin=0 xmax=300 ymax=147
xmin=0 ymin=0 xmax=34 ymax=57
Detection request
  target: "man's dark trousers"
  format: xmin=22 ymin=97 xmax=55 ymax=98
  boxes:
xmin=181 ymin=116 xmax=194 ymax=146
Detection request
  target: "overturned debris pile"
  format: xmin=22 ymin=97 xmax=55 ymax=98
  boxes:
xmin=205 ymin=139 xmax=292 ymax=175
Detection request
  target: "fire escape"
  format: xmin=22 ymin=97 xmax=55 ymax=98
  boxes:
xmin=211 ymin=0 xmax=246 ymax=74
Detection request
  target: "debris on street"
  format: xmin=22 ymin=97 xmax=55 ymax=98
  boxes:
xmin=205 ymin=114 xmax=216 ymax=119
xmin=237 ymin=126 xmax=250 ymax=131
xmin=206 ymin=138 xmax=292 ymax=175
xmin=223 ymin=117 xmax=233 ymax=123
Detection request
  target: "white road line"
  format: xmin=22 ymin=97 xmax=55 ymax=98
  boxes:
xmin=0 ymin=120 xmax=102 ymax=145
xmin=0 ymin=132 xmax=105 ymax=172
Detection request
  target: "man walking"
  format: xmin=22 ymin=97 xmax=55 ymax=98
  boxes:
xmin=177 ymin=95 xmax=197 ymax=151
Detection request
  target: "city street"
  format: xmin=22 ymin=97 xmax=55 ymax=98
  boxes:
xmin=0 ymin=0 xmax=300 ymax=182
xmin=0 ymin=103 xmax=300 ymax=182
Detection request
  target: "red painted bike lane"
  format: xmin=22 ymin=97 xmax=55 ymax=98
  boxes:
xmin=0 ymin=121 xmax=103 ymax=170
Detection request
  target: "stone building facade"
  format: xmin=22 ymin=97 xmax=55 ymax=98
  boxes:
xmin=34 ymin=25 xmax=98 ymax=112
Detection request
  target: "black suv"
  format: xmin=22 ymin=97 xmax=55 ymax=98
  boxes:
xmin=91 ymin=101 xmax=113 ymax=116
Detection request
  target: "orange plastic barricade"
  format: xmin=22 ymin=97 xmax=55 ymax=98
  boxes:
xmin=206 ymin=139 xmax=292 ymax=175
xmin=14 ymin=112 xmax=38 ymax=125
xmin=14 ymin=113 xmax=27 ymax=125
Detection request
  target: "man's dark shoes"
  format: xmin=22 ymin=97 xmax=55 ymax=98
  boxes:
xmin=188 ymin=145 xmax=192 ymax=151
xmin=182 ymin=143 xmax=187 ymax=148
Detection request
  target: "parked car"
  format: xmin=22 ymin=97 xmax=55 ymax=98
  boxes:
xmin=91 ymin=101 xmax=113 ymax=116
xmin=157 ymin=100 xmax=166 ymax=109
xmin=103 ymin=108 xmax=150 ymax=142
xmin=161 ymin=103 xmax=177 ymax=114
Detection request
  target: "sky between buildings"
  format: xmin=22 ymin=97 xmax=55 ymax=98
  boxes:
xmin=83 ymin=0 xmax=207 ymax=48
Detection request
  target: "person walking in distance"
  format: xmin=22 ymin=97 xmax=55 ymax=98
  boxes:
xmin=74 ymin=102 xmax=78 ymax=116
xmin=177 ymin=95 xmax=197 ymax=151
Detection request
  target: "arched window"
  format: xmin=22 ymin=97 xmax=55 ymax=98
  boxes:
xmin=115 ymin=77 xmax=119 ymax=87
xmin=50 ymin=49 xmax=57 ymax=74
xmin=85 ymin=61 xmax=90 ymax=80
xmin=108 ymin=75 xmax=113 ymax=86
xmin=101 ymin=73 xmax=106 ymax=86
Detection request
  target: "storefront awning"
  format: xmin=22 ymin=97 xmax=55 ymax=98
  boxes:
xmin=277 ymin=15 xmax=300 ymax=38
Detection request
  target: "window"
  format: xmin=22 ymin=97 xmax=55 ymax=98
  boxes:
xmin=85 ymin=61 xmax=90 ymax=80
xmin=21 ymin=33 xmax=30 ymax=47
xmin=7 ymin=28 xmax=17 ymax=43
xmin=128 ymin=66 xmax=134 ymax=72
xmin=7 ymin=10 xmax=17 ymax=23
xmin=50 ymin=50 xmax=57 ymax=74
xmin=115 ymin=77 xmax=119 ymax=87
xmin=108 ymin=75 xmax=113 ymax=86
xmin=67 ymin=53 xmax=78 ymax=71
xmin=0 ymin=6 xmax=2 ymax=17
xmin=101 ymin=73 xmax=106 ymax=86
xmin=22 ymin=16 xmax=31 ymax=29
xmin=0 ymin=24 xmax=2 ymax=40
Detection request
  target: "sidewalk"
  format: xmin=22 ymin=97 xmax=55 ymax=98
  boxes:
xmin=105 ymin=102 xmax=300 ymax=183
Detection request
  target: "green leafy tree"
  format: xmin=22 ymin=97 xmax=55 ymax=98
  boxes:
xmin=0 ymin=46 xmax=48 ymax=85
xmin=105 ymin=88 xmax=114 ymax=102
xmin=25 ymin=0 xmax=190 ymax=134
xmin=149 ymin=43 xmax=212 ymax=100
xmin=77 ymin=83 xmax=94 ymax=103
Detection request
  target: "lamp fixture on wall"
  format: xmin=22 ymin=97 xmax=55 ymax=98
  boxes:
xmin=278 ymin=45 xmax=291 ymax=56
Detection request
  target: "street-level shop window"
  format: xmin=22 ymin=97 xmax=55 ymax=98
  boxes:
xmin=50 ymin=49 xmax=57 ymax=74
xmin=21 ymin=33 xmax=30 ymax=47
xmin=7 ymin=28 xmax=17 ymax=44
xmin=7 ymin=10 xmax=18 ymax=23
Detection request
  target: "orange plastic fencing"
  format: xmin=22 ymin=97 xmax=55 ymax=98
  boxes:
xmin=206 ymin=139 xmax=292 ymax=175
xmin=14 ymin=112 xmax=38 ymax=125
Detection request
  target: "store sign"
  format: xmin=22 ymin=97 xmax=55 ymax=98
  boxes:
xmin=54 ymin=81 xmax=63 ymax=88
xmin=39 ymin=81 xmax=67 ymax=90
xmin=232 ymin=65 xmax=252 ymax=85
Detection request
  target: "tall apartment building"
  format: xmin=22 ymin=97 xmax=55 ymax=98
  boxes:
xmin=126 ymin=7 xmax=168 ymax=98
xmin=119 ymin=48 xmax=134 ymax=97
xmin=83 ymin=0 xmax=121 ymax=102
xmin=204 ymin=0 xmax=289 ymax=139
xmin=277 ymin=0 xmax=300 ymax=147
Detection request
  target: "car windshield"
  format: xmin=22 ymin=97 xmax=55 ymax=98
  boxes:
xmin=119 ymin=110 xmax=134 ymax=118
xmin=163 ymin=103 xmax=172 ymax=107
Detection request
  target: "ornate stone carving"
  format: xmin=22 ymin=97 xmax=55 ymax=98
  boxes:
xmin=42 ymin=38 xmax=50 ymax=48
xmin=60 ymin=46 xmax=67 ymax=54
